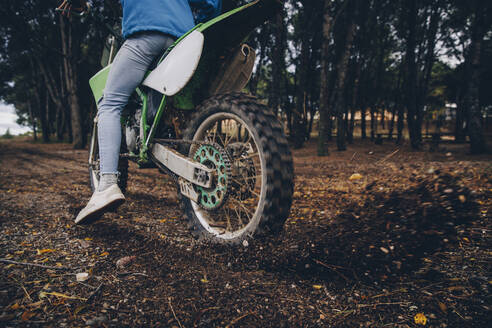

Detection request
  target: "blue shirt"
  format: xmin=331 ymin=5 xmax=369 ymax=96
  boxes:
xmin=120 ymin=0 xmax=222 ymax=39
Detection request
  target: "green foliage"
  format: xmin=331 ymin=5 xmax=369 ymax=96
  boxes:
xmin=1 ymin=129 xmax=14 ymax=139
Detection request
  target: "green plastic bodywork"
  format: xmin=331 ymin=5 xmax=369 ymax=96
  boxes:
xmin=89 ymin=65 xmax=111 ymax=104
xmin=88 ymin=0 xmax=270 ymax=164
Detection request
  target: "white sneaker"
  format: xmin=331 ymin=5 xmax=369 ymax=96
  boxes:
xmin=75 ymin=184 xmax=125 ymax=225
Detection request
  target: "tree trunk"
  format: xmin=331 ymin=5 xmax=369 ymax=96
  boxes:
xmin=466 ymin=4 xmax=486 ymax=154
xmin=249 ymin=25 xmax=268 ymax=96
xmin=317 ymin=0 xmax=334 ymax=155
xmin=397 ymin=104 xmax=404 ymax=144
xmin=332 ymin=2 xmax=356 ymax=151
xmin=405 ymin=0 xmax=420 ymax=149
xmin=268 ymin=8 xmax=286 ymax=116
xmin=455 ymin=92 xmax=467 ymax=143
xmin=361 ymin=106 xmax=366 ymax=139
xmin=370 ymin=108 xmax=375 ymax=140
xmin=60 ymin=16 xmax=85 ymax=149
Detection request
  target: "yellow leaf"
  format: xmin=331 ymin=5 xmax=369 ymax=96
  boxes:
xmin=159 ymin=234 xmax=166 ymax=239
xmin=349 ymin=173 xmax=363 ymax=181
xmin=5 ymin=264 xmax=15 ymax=268
xmin=56 ymin=263 xmax=63 ymax=267
xmin=10 ymin=303 xmax=20 ymax=310
xmin=36 ymin=249 xmax=55 ymax=255
xmin=26 ymin=301 xmax=44 ymax=309
xmin=15 ymin=250 xmax=25 ymax=255
xmin=84 ymin=238 xmax=93 ymax=241
xmin=414 ymin=313 xmax=427 ymax=325
xmin=201 ymin=278 xmax=209 ymax=283
xmin=39 ymin=258 xmax=49 ymax=263
xmin=313 ymin=285 xmax=323 ymax=289
xmin=100 ymin=251 xmax=109 ymax=256
xmin=462 ymin=237 xmax=470 ymax=242
xmin=159 ymin=219 xmax=167 ymax=223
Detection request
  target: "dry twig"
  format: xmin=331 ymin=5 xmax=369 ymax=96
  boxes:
xmin=168 ymin=297 xmax=183 ymax=328
xmin=0 ymin=258 xmax=70 ymax=270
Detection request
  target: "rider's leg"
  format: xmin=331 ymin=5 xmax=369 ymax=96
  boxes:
xmin=97 ymin=32 xmax=175 ymax=190
xmin=75 ymin=32 xmax=174 ymax=224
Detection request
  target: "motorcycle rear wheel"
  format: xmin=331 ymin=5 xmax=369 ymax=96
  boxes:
xmin=180 ymin=93 xmax=294 ymax=244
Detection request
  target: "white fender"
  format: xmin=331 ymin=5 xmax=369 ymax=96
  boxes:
xmin=142 ymin=30 xmax=204 ymax=96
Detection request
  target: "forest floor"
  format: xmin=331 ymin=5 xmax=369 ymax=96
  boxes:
xmin=0 ymin=138 xmax=490 ymax=327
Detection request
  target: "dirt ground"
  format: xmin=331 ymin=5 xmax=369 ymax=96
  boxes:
xmin=0 ymin=138 xmax=490 ymax=327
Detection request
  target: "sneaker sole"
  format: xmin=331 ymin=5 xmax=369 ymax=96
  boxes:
xmin=75 ymin=198 xmax=125 ymax=225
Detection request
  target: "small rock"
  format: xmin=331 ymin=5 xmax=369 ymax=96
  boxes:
xmin=427 ymin=168 xmax=435 ymax=174
xmin=78 ymin=240 xmax=91 ymax=248
xmin=76 ymin=273 xmax=89 ymax=282
xmin=242 ymin=240 xmax=249 ymax=247
xmin=380 ymin=247 xmax=389 ymax=254
xmin=446 ymin=152 xmax=452 ymax=157
xmin=116 ymin=256 xmax=136 ymax=269
xmin=444 ymin=188 xmax=453 ymax=194
xmin=459 ymin=195 xmax=466 ymax=203
xmin=85 ymin=316 xmax=107 ymax=326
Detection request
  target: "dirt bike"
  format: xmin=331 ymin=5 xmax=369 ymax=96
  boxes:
xmin=79 ymin=0 xmax=294 ymax=244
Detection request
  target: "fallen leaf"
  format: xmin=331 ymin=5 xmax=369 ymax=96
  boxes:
xmin=349 ymin=173 xmax=363 ymax=181
xmin=84 ymin=237 xmax=93 ymax=241
xmin=414 ymin=313 xmax=427 ymax=325
xmin=380 ymin=247 xmax=389 ymax=254
xmin=39 ymin=291 xmax=87 ymax=301
xmin=10 ymin=303 xmax=20 ymax=310
xmin=438 ymin=302 xmax=447 ymax=313
xmin=312 ymin=285 xmax=323 ymax=289
xmin=458 ymin=195 xmax=466 ymax=203
xmin=21 ymin=311 xmax=35 ymax=321
xmin=36 ymin=249 xmax=55 ymax=255
xmin=26 ymin=301 xmax=44 ymax=309
xmin=201 ymin=278 xmax=209 ymax=283
xmin=100 ymin=252 xmax=109 ymax=257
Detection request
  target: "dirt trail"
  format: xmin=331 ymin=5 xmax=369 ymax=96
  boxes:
xmin=0 ymin=139 xmax=490 ymax=327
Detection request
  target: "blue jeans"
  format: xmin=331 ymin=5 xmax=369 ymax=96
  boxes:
xmin=98 ymin=32 xmax=174 ymax=174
